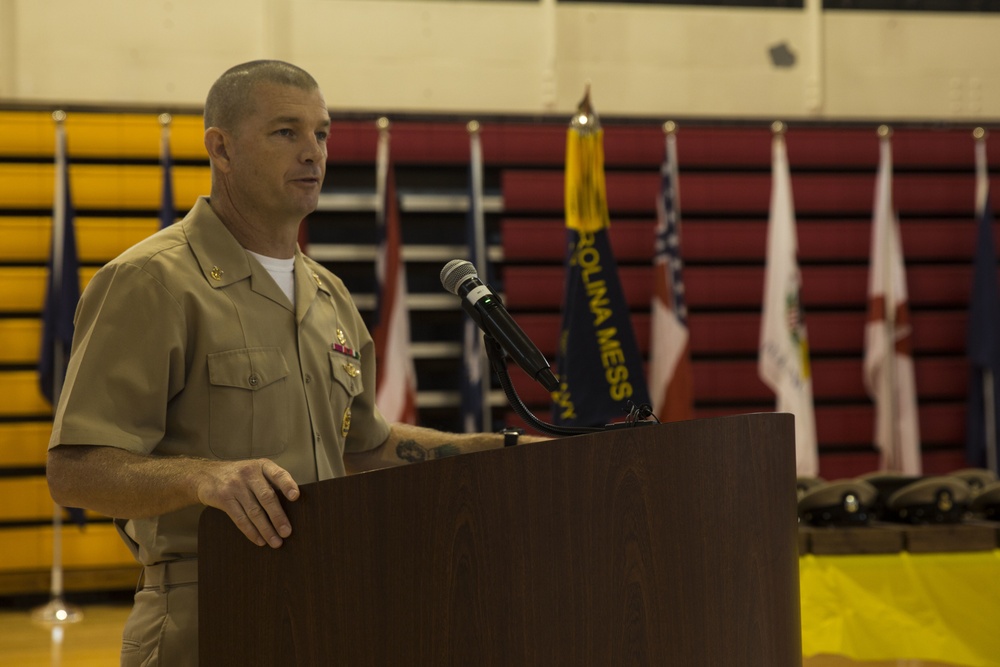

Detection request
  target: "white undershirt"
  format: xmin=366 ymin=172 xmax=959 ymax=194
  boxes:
xmin=246 ymin=250 xmax=296 ymax=306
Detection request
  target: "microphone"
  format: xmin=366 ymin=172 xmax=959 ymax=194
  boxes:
xmin=440 ymin=259 xmax=560 ymax=392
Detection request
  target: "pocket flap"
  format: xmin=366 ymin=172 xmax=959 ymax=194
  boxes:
xmin=329 ymin=352 xmax=364 ymax=397
xmin=208 ymin=347 xmax=289 ymax=391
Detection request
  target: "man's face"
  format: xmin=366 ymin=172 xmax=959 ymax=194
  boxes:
xmin=224 ymin=82 xmax=331 ymax=222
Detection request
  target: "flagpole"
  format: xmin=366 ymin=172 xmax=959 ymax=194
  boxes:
xmin=375 ymin=116 xmax=390 ymax=298
xmin=974 ymin=126 xmax=998 ymax=474
xmin=467 ymin=120 xmax=492 ymax=429
xmin=159 ymin=112 xmax=171 ymax=159
xmin=159 ymin=112 xmax=175 ymax=230
xmin=878 ymin=124 xmax=899 ymax=471
xmin=33 ymin=111 xmax=82 ymax=626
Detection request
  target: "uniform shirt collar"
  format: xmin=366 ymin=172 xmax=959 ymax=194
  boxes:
xmin=182 ymin=197 xmax=254 ymax=288
xmin=182 ymin=197 xmax=333 ymax=320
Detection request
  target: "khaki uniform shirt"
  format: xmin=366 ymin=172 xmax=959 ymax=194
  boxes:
xmin=49 ymin=197 xmax=390 ymax=565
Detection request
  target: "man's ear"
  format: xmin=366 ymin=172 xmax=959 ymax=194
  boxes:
xmin=204 ymin=128 xmax=232 ymax=172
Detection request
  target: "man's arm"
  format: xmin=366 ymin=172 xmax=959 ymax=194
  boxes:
xmin=343 ymin=422 xmax=545 ymax=474
xmin=46 ymin=445 xmax=299 ymax=549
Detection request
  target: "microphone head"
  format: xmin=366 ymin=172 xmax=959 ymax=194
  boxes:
xmin=440 ymin=259 xmax=478 ymax=295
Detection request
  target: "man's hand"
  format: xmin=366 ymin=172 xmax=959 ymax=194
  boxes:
xmin=47 ymin=445 xmax=300 ymax=550
xmin=196 ymin=459 xmax=300 ymax=548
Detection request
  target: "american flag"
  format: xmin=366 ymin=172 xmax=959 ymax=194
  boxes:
xmin=649 ymin=128 xmax=694 ymax=422
xmin=655 ymin=150 xmax=687 ymax=325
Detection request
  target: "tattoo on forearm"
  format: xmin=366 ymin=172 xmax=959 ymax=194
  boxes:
xmin=396 ymin=440 xmax=427 ymax=462
xmin=396 ymin=440 xmax=460 ymax=463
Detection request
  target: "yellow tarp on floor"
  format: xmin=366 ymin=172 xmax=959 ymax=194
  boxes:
xmin=801 ymin=550 xmax=1000 ymax=667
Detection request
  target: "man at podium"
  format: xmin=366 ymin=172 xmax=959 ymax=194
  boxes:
xmin=45 ymin=60 xmax=531 ymax=667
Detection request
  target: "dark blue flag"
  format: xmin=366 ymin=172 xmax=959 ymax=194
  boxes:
xmin=39 ymin=120 xmax=80 ymax=406
xmin=552 ymin=92 xmax=651 ymax=427
xmin=40 ymin=117 xmax=86 ymax=528
xmin=966 ymin=186 xmax=1000 ymax=470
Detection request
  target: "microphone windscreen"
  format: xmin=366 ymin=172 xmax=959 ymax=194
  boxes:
xmin=440 ymin=259 xmax=477 ymax=295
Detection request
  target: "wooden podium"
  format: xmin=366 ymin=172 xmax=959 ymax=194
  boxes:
xmin=199 ymin=413 xmax=801 ymax=666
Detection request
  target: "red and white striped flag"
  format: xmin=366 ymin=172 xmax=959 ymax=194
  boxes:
xmin=649 ymin=126 xmax=694 ymax=422
xmin=373 ymin=123 xmax=418 ymax=424
xmin=863 ymin=130 xmax=921 ymax=474
xmin=758 ymin=128 xmax=818 ymax=477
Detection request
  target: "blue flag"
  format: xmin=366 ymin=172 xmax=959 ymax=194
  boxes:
xmin=40 ymin=118 xmax=86 ymax=528
xmin=159 ymin=116 xmax=175 ymax=229
xmin=966 ymin=188 xmax=1000 ymax=470
xmin=461 ymin=125 xmax=488 ymax=432
xmin=552 ymin=92 xmax=651 ymax=426
xmin=39 ymin=121 xmax=80 ymax=406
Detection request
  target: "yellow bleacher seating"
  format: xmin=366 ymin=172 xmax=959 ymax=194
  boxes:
xmin=0 ymin=163 xmax=210 ymax=209
xmin=0 ymin=422 xmax=51 ymax=467
xmin=0 ymin=370 xmax=53 ymax=417
xmin=0 ymin=266 xmax=98 ymax=312
xmin=0 ymin=217 xmax=161 ymax=263
xmin=0 ymin=110 xmax=207 ymax=595
xmin=0 ymin=476 xmax=59 ymax=522
xmin=0 ymin=523 xmax=136 ymax=572
xmin=0 ymin=476 xmax=109 ymax=523
xmin=0 ymin=318 xmax=40 ymax=364
xmin=0 ymin=111 xmax=207 ymax=159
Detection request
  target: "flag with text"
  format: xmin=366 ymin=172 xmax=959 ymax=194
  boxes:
xmin=552 ymin=92 xmax=651 ymax=426
xmin=758 ymin=131 xmax=818 ymax=476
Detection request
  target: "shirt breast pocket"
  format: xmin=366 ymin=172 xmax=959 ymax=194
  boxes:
xmin=329 ymin=353 xmax=364 ymax=401
xmin=207 ymin=347 xmax=290 ymax=459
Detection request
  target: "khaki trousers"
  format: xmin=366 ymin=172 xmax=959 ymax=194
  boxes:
xmin=121 ymin=559 xmax=199 ymax=667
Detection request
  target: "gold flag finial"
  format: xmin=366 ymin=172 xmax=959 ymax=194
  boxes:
xmin=570 ymin=83 xmax=600 ymax=133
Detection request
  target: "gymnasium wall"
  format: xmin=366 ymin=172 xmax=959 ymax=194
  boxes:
xmin=1 ymin=1 xmax=998 ymax=593
xmin=1 ymin=1 xmax=998 ymax=121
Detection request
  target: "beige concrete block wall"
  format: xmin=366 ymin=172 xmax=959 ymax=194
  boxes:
xmin=0 ymin=1 xmax=998 ymax=121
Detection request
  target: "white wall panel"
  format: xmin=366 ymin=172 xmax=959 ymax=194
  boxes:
xmin=1 ymin=0 xmax=998 ymax=121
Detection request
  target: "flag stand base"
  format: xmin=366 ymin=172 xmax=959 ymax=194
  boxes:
xmin=31 ymin=597 xmax=84 ymax=625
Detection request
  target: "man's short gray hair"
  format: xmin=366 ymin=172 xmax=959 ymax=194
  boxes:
xmin=204 ymin=60 xmax=320 ymax=131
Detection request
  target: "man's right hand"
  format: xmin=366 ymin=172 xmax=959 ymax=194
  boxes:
xmin=196 ymin=459 xmax=300 ymax=548
xmin=47 ymin=445 xmax=300 ymax=549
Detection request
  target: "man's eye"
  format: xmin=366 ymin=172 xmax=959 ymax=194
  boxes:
xmin=316 ymin=132 xmax=329 ymax=142
xmin=276 ymin=128 xmax=294 ymax=137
